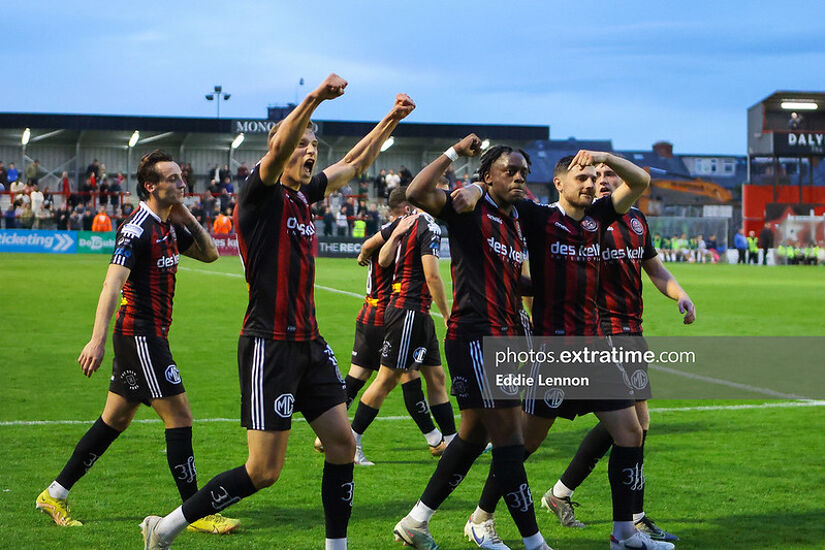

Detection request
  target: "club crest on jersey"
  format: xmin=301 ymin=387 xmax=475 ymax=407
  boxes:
xmin=412 ymin=346 xmax=427 ymax=364
xmin=165 ymin=364 xmax=181 ymax=384
xmin=630 ymin=217 xmax=644 ymax=235
xmin=120 ymin=369 xmax=140 ymax=391
xmin=274 ymin=393 xmax=295 ymax=418
xmin=543 ymin=388 xmax=565 ymax=408
xmin=581 ymin=217 xmax=598 ymax=232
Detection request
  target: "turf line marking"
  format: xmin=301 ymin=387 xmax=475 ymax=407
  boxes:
xmin=648 ymin=363 xmax=811 ymax=400
xmin=178 ymin=266 xmax=444 ymax=317
xmin=3 ymin=401 xmax=824 ymax=427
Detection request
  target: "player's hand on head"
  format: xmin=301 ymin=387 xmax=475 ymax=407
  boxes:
xmin=391 ymin=93 xmax=416 ymax=120
xmin=316 ymin=73 xmax=347 ymax=100
xmin=455 ymin=134 xmax=482 ymax=158
xmin=78 ymin=340 xmax=105 ymax=378
xmin=569 ymin=150 xmax=609 ymax=169
xmin=394 ymin=213 xmax=418 ymax=236
xmin=450 ymin=185 xmax=482 ymax=214
xmin=678 ymin=295 xmax=696 ymax=324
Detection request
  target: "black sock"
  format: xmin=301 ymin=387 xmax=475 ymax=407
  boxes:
xmin=420 ymin=437 xmax=486 ymax=510
xmin=322 ymin=461 xmax=354 ymax=539
xmin=401 ymin=379 xmax=437 ymax=435
xmin=344 ymin=375 xmax=366 ymax=410
xmin=478 ymin=448 xmax=534 ymax=514
xmin=634 ymin=430 xmax=648 ymax=516
xmin=430 ymin=402 xmax=457 ymax=437
xmin=559 ymin=422 xmax=613 ymax=491
xmin=181 ymin=466 xmax=257 ymax=523
xmin=495 ymin=445 xmax=539 ymax=537
xmin=165 ymin=427 xmax=198 ymax=501
xmin=351 ymin=401 xmax=379 ymax=436
xmin=55 ymin=417 xmax=121 ymax=490
xmin=608 ymin=445 xmax=644 ymax=521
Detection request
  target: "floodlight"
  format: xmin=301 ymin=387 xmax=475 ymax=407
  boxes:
xmin=129 ymin=130 xmax=140 ymax=148
xmin=781 ymin=101 xmax=817 ymax=111
xmin=22 ymin=128 xmax=31 ymax=145
xmin=380 ymin=137 xmax=395 ymax=152
xmin=231 ymin=133 xmax=245 ymax=149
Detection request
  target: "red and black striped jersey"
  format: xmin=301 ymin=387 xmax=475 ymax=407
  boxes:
xmin=519 ymin=197 xmax=617 ymax=336
xmin=234 ymin=164 xmax=327 ymax=341
xmin=437 ymin=191 xmax=527 ymax=340
xmin=598 ymin=208 xmax=657 ymax=335
xmin=355 ymin=218 xmax=400 ymax=327
xmin=386 ymin=212 xmax=441 ymax=314
xmin=111 ymin=202 xmax=194 ymax=338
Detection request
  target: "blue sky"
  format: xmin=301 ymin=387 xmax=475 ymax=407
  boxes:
xmin=5 ymin=0 xmax=823 ymax=155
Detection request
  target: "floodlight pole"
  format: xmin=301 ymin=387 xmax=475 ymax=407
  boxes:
xmin=206 ymin=85 xmax=231 ymax=118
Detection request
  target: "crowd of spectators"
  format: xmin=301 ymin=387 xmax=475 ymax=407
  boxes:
xmin=655 ymin=233 xmax=724 ymax=264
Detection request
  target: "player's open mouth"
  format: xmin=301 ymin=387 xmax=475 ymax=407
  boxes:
xmin=303 ymin=159 xmax=315 ymax=174
xmin=599 ymin=186 xmax=611 ymax=196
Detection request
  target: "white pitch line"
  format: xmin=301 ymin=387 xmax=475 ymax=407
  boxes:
xmin=648 ymin=363 xmax=811 ymax=400
xmin=3 ymin=401 xmax=824 ymax=427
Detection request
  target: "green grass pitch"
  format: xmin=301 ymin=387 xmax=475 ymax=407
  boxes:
xmin=1 ymin=253 xmax=824 ymax=549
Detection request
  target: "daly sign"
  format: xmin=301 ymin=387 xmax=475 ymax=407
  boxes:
xmin=0 ymin=229 xmax=76 ymax=253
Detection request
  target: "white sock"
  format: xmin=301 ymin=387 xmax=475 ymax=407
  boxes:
xmin=155 ymin=506 xmax=189 ymax=542
xmin=472 ymin=506 xmax=492 ymax=524
xmin=424 ymin=428 xmax=443 ymax=447
xmin=325 ymin=538 xmax=347 ymax=550
xmin=552 ymin=480 xmax=573 ymax=499
xmin=633 ymin=512 xmax=645 ymax=523
xmin=522 ymin=531 xmax=545 ymax=549
xmin=409 ymin=500 xmax=436 ymax=523
xmin=48 ymin=481 xmax=69 ymax=500
xmin=351 ymin=429 xmax=362 ymax=447
xmin=443 ymin=433 xmax=456 ymax=445
xmin=612 ymin=520 xmax=636 ymax=541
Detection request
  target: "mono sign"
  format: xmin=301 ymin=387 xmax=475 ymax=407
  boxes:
xmin=233 ymin=120 xmax=277 ymax=134
xmin=774 ymin=132 xmax=825 ymax=155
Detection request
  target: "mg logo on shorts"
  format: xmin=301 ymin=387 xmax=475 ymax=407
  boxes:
xmin=121 ymin=369 xmax=140 ymax=391
xmin=543 ymin=388 xmax=565 ymax=409
xmin=165 ymin=364 xmax=182 ymax=384
xmin=412 ymin=346 xmax=427 ymax=364
xmin=630 ymin=369 xmax=649 ymax=391
xmin=274 ymin=393 xmax=295 ymax=418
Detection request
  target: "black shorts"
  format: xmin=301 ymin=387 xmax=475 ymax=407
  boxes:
xmin=350 ymin=321 xmax=384 ymax=371
xmin=605 ymin=333 xmax=651 ymax=403
xmin=110 ymin=334 xmax=186 ymax=405
xmin=238 ymin=335 xmax=346 ymax=431
xmin=380 ymin=307 xmax=441 ymax=370
xmin=522 ymin=395 xmax=635 ymax=421
xmin=445 ymin=337 xmax=521 ymax=411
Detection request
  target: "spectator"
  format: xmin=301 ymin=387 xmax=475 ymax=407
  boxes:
xmin=55 ymin=203 xmax=71 ymax=230
xmin=60 ymin=171 xmax=72 ymax=196
xmin=208 ymin=178 xmax=221 ymax=196
xmin=82 ymin=207 xmax=94 ymax=230
xmin=4 ymin=201 xmax=18 ymax=228
xmin=7 ymin=162 xmax=19 ymax=184
xmin=236 ymin=162 xmax=249 ymax=183
xmin=85 ymin=159 xmax=100 ymax=180
xmin=322 ymin=206 xmax=335 ymax=236
xmin=384 ymin=169 xmax=401 ymax=195
xmin=374 ymin=169 xmax=386 ymax=197
xmin=81 ymin=177 xmax=94 ymax=205
xmin=212 ymin=208 xmax=233 ymax=234
xmin=219 ymin=164 xmax=231 ymax=184
xmin=336 ymin=206 xmax=349 ymax=236
xmin=399 ymin=165 xmax=413 ymax=185
xmin=356 ymin=199 xmax=368 ymax=217
xmin=25 ymin=159 xmax=41 ymax=185
xmin=98 ymin=177 xmax=110 ymax=209
xmin=365 ymin=203 xmax=379 ymax=235
xmin=201 ymin=191 xmax=216 ymax=227
xmin=758 ymin=223 xmax=773 ymax=265
xmin=747 ymin=230 xmax=759 ymax=264
xmin=69 ymin=206 xmax=84 ymax=230
xmin=357 ymin=173 xmax=370 ymax=198
xmin=788 ymin=112 xmax=804 ymax=130
xmin=121 ymin=201 xmax=134 ymax=217
xmin=10 ymin=178 xmax=26 ymax=199
xmin=19 ymin=202 xmax=34 ymax=229
xmin=98 ymin=162 xmax=107 ymax=182
xmin=706 ymin=233 xmax=721 ymax=263
xmin=190 ymin=199 xmax=206 ymax=229
xmin=218 ymin=187 xmax=232 ymax=212
xmin=222 ymin=175 xmax=234 ymax=194
xmin=180 ymin=162 xmax=192 ymax=190
xmin=0 ymin=161 xmax=7 ymax=187
xmin=30 ymin=183 xmax=44 ymax=221
xmin=37 ymin=203 xmax=54 ymax=229
xmin=108 ymin=177 xmax=122 ymax=211
xmin=344 ymin=197 xmax=355 ymax=233
xmin=91 ymin=206 xmax=112 ymax=232
xmin=734 ymin=229 xmax=747 ymax=264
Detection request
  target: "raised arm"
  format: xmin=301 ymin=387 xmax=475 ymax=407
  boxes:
xmin=259 ymin=74 xmax=348 ymax=186
xmin=77 ymin=264 xmax=130 ymax=377
xmin=642 ymin=255 xmax=696 ymax=324
xmin=169 ymin=203 xmax=219 ymax=263
xmin=569 ymin=150 xmax=650 ymax=214
xmin=377 ymin=214 xmax=416 ymax=268
xmin=406 ymin=133 xmax=482 ymax=216
xmin=323 ymin=94 xmax=416 ymax=196
xmin=422 ymin=255 xmax=449 ymax=325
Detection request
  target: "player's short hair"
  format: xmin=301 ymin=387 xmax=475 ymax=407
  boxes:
xmin=137 ymin=150 xmax=174 ymax=200
xmin=388 ymin=186 xmax=408 ymax=212
xmin=268 ymin=120 xmax=318 ymax=143
xmin=478 ymin=145 xmax=532 ymax=182
xmin=554 ymin=155 xmax=577 ymax=178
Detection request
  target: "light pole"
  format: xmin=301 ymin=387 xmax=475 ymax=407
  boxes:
xmin=205 ymin=85 xmax=231 ymax=118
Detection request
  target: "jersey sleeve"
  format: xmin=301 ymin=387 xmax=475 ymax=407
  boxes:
xmin=302 ymin=172 xmax=329 ymax=204
xmin=238 ymin=164 xmax=280 ymax=207
xmin=515 ymin=198 xmax=545 ymax=239
xmin=638 ymin=212 xmax=657 ymax=260
xmin=379 ymin=217 xmax=400 ymax=241
xmin=417 ymin=215 xmax=442 ymax=258
xmin=434 ymin=189 xmax=458 ymax=224
xmin=588 ymin=197 xmax=619 ymax=229
xmin=110 ymin=222 xmax=144 ymax=269
xmin=174 ymin=223 xmax=195 ymax=253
